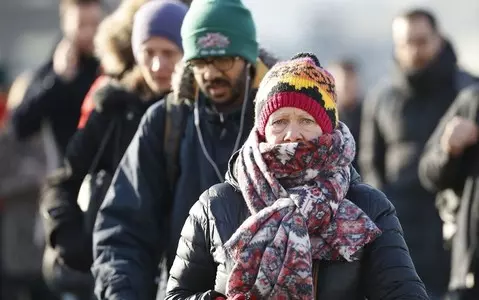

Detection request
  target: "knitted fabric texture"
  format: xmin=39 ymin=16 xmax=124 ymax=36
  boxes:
xmin=255 ymin=52 xmax=338 ymax=136
xmin=224 ymin=122 xmax=382 ymax=299
xmin=131 ymin=0 xmax=188 ymax=61
xmin=180 ymin=0 xmax=258 ymax=64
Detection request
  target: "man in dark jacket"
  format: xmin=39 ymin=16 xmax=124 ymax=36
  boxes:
xmin=359 ymin=8 xmax=476 ymax=298
xmin=92 ymin=0 xmax=277 ymax=299
xmin=419 ymin=84 xmax=479 ymax=300
xmin=11 ymin=0 xmax=102 ymax=154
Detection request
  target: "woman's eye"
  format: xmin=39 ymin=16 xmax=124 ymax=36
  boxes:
xmin=301 ymin=118 xmax=315 ymax=125
xmin=272 ymin=119 xmax=288 ymax=125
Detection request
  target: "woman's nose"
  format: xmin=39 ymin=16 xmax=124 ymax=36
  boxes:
xmin=283 ymin=124 xmax=303 ymax=142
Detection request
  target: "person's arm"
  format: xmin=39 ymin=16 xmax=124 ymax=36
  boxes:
xmin=10 ymin=62 xmax=72 ymax=139
xmin=41 ymin=109 xmax=110 ymax=272
xmin=165 ymin=191 xmax=224 ymax=300
xmin=362 ymin=188 xmax=429 ymax=299
xmin=418 ymin=85 xmax=479 ymax=192
xmin=92 ymin=101 xmax=171 ymax=300
xmin=359 ymin=87 xmax=386 ymax=189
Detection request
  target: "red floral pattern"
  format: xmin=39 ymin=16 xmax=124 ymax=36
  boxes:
xmin=224 ymin=122 xmax=382 ymax=299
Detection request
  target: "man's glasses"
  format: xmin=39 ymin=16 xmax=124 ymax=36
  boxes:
xmin=189 ymin=56 xmax=240 ymax=72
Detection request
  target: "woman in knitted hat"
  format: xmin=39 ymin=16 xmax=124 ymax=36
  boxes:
xmin=166 ymin=53 xmax=428 ymax=300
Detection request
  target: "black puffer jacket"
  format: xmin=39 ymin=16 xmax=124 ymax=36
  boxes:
xmin=166 ymin=157 xmax=429 ymax=300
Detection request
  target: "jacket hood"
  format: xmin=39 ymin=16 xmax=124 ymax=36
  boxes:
xmin=225 ymin=150 xmax=361 ymax=191
xmin=168 ymin=47 xmax=279 ymax=105
xmin=93 ymin=78 xmax=159 ymax=113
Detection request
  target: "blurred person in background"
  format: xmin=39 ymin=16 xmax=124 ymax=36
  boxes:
xmin=5 ymin=72 xmax=33 ymax=112
xmin=419 ymin=83 xmax=479 ymax=300
xmin=92 ymin=0 xmax=278 ymax=298
xmin=40 ymin=1 xmax=187 ymax=299
xmin=77 ymin=0 xmax=193 ymax=128
xmin=77 ymin=0 xmax=151 ymax=129
xmin=360 ymin=8 xmax=477 ymax=299
xmin=0 ymin=71 xmax=58 ymax=300
xmin=328 ymin=58 xmax=363 ymax=172
xmin=10 ymin=0 xmax=103 ymax=156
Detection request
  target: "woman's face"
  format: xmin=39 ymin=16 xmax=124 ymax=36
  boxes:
xmin=264 ymin=107 xmax=323 ymax=144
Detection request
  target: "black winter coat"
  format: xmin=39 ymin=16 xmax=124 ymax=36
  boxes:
xmin=41 ymin=79 xmax=160 ymax=272
xmin=419 ymin=83 xmax=479 ymax=294
xmin=359 ymin=41 xmax=476 ymax=294
xmin=339 ymin=100 xmax=362 ymax=173
xmin=166 ymin=158 xmax=429 ymax=300
xmin=11 ymin=55 xmax=99 ymax=154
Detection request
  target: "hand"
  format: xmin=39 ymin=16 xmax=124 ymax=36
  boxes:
xmin=54 ymin=225 xmax=92 ymax=272
xmin=441 ymin=116 xmax=479 ymax=157
xmin=53 ymin=39 xmax=78 ymax=82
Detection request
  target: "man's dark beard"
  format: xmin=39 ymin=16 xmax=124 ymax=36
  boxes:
xmin=203 ymin=67 xmax=248 ymax=109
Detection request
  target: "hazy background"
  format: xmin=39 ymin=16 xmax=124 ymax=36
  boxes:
xmin=1 ymin=0 xmax=478 ymax=92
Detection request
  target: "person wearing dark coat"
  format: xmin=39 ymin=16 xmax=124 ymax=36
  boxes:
xmin=166 ymin=53 xmax=428 ymax=300
xmin=328 ymin=59 xmax=363 ymax=173
xmin=40 ymin=2 xmax=187 ymax=297
xmin=359 ymin=9 xmax=476 ymax=298
xmin=419 ymin=83 xmax=479 ymax=300
xmin=91 ymin=0 xmax=279 ymax=298
xmin=11 ymin=0 xmax=103 ymax=154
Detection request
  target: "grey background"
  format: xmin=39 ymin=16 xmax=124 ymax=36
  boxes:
xmin=1 ymin=0 xmax=478 ymax=91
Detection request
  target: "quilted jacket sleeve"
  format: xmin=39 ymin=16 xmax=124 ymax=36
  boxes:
xmin=360 ymin=186 xmax=430 ymax=300
xmin=165 ymin=192 xmax=225 ymax=300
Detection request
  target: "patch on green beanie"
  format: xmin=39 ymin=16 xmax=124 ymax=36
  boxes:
xmin=181 ymin=0 xmax=259 ymax=65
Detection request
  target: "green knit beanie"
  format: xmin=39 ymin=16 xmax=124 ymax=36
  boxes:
xmin=181 ymin=0 xmax=259 ymax=65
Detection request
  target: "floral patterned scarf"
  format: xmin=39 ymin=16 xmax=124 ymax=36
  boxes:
xmin=224 ymin=122 xmax=382 ymax=299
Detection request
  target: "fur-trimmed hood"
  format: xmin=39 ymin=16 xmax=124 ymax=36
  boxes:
xmin=169 ymin=48 xmax=279 ymax=104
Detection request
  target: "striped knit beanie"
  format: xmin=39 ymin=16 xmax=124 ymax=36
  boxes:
xmin=255 ymin=52 xmax=338 ymax=136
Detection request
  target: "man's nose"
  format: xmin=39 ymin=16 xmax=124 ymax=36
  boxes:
xmin=202 ymin=65 xmax=221 ymax=81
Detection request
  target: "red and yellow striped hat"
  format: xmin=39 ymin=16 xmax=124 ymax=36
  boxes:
xmin=255 ymin=52 xmax=338 ymax=136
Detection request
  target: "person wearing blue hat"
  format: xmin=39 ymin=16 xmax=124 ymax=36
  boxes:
xmin=40 ymin=1 xmax=187 ymax=299
xmin=132 ymin=0 xmax=188 ymax=94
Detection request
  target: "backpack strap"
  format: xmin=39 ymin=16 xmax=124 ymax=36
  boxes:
xmin=88 ymin=119 xmax=117 ymax=174
xmin=163 ymin=94 xmax=189 ymax=192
